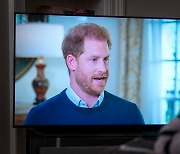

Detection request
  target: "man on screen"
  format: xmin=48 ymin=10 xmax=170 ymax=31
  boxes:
xmin=24 ymin=23 xmax=144 ymax=125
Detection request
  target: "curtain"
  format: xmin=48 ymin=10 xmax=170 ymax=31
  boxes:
xmin=118 ymin=18 xmax=143 ymax=107
xmin=118 ymin=18 xmax=163 ymax=124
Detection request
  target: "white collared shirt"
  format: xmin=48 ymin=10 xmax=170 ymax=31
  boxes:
xmin=66 ymin=86 xmax=104 ymax=108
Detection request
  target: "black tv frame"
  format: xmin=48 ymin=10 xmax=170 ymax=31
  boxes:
xmin=14 ymin=12 xmax=165 ymax=139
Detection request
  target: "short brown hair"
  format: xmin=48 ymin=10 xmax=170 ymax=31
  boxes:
xmin=61 ymin=23 xmax=112 ymax=60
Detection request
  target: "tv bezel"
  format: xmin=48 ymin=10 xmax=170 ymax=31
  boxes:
xmin=13 ymin=12 xmax=166 ymax=138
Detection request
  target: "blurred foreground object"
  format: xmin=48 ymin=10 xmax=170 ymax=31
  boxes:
xmin=154 ymin=115 xmax=180 ymax=154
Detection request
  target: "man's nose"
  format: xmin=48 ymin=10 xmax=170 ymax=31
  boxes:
xmin=97 ymin=60 xmax=108 ymax=72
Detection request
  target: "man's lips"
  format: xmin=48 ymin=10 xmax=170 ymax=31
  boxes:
xmin=93 ymin=76 xmax=108 ymax=85
xmin=93 ymin=77 xmax=107 ymax=80
xmin=92 ymin=73 xmax=108 ymax=84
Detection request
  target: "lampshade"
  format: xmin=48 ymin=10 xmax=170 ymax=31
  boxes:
xmin=16 ymin=23 xmax=64 ymax=58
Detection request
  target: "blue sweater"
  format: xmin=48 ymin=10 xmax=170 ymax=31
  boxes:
xmin=24 ymin=89 xmax=144 ymax=125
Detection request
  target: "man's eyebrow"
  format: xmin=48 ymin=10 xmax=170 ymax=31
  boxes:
xmin=90 ymin=54 xmax=110 ymax=57
xmin=104 ymin=55 xmax=110 ymax=59
xmin=90 ymin=56 xmax=99 ymax=58
xmin=88 ymin=55 xmax=99 ymax=59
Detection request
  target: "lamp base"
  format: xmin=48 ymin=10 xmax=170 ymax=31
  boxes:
xmin=32 ymin=60 xmax=49 ymax=105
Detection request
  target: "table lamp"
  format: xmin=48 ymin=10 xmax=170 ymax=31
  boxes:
xmin=16 ymin=23 xmax=64 ymax=105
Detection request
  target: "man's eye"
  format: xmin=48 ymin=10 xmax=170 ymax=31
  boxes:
xmin=104 ymin=57 xmax=109 ymax=62
xmin=92 ymin=58 xmax=97 ymax=62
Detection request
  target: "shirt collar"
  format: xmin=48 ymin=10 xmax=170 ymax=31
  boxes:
xmin=66 ymin=86 xmax=104 ymax=108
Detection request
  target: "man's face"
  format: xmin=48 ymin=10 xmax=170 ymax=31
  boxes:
xmin=74 ymin=38 xmax=110 ymax=96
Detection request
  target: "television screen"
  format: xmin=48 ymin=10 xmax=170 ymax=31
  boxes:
xmin=14 ymin=13 xmax=180 ymax=135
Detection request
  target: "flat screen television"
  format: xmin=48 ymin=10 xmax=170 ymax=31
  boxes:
xmin=14 ymin=12 xmax=180 ymax=137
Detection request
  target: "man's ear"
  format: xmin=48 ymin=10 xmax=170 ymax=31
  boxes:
xmin=66 ymin=54 xmax=77 ymax=71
